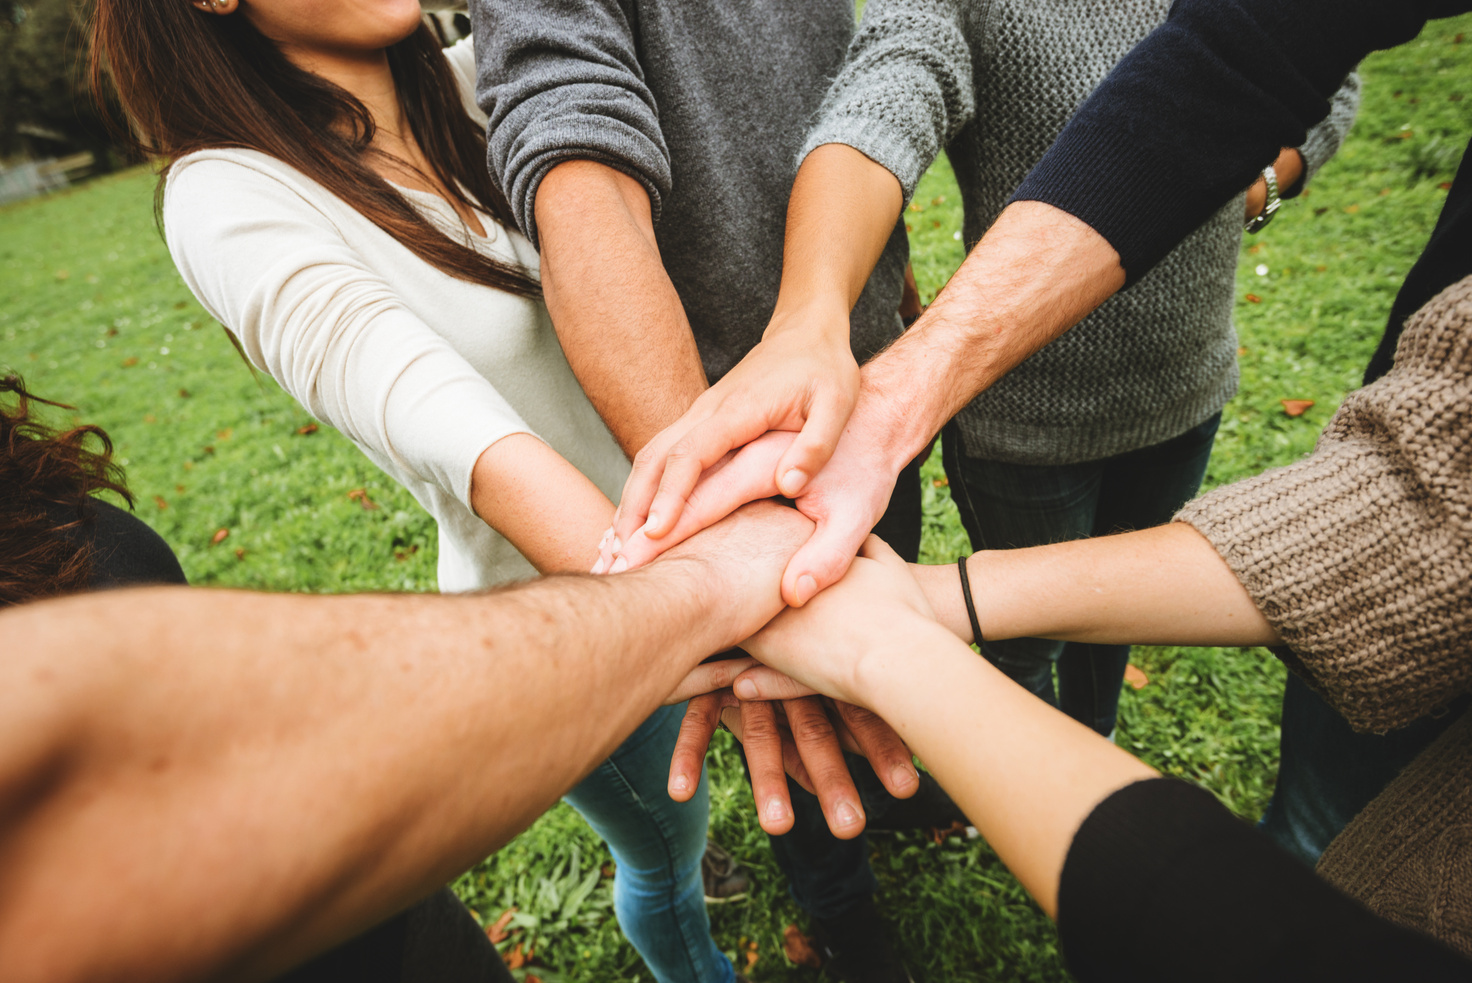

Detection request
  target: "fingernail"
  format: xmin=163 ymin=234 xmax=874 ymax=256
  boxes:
xmin=590 ymin=556 xmax=606 ymax=575
xmin=671 ymin=773 xmax=690 ymax=795
xmin=609 ymin=556 xmax=628 ymax=574
xmin=836 ymin=801 xmax=861 ymax=828
xmin=892 ymin=763 xmax=918 ymax=789
xmin=599 ymin=526 xmax=614 ymax=548
xmin=609 ymin=536 xmax=622 ymax=553
xmin=734 ymin=678 xmax=757 ymax=700
xmin=642 ymin=512 xmax=660 ymax=535
xmin=795 ymin=574 xmax=817 ymax=606
xmin=780 ymin=468 xmax=807 ymax=496
xmin=765 ymin=798 xmax=788 ymax=825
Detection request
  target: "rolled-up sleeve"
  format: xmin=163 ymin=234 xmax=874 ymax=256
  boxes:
xmin=470 ymin=0 xmax=671 ymax=247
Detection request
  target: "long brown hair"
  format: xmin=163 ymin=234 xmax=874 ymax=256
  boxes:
xmin=0 ymin=376 xmax=134 ymax=607
xmin=87 ymin=4 xmax=539 ymax=298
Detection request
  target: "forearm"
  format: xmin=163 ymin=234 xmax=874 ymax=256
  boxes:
xmin=772 ymin=144 xmax=903 ymax=322
xmin=854 ymin=624 xmax=1156 ymax=915
xmin=913 ymin=522 xmax=1277 ymax=647
xmin=859 ymin=201 xmax=1126 ymax=469
xmin=535 ymin=161 xmax=707 ymax=455
xmin=0 ymin=506 xmax=805 ymax=983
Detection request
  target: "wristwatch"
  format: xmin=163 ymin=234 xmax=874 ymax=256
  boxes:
xmin=1245 ymin=164 xmax=1282 ymax=234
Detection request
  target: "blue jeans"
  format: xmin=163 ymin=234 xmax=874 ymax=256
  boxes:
xmin=941 ymin=413 xmax=1221 ymax=736
xmin=1260 ymin=672 xmax=1470 ymax=866
xmin=564 ymin=703 xmax=733 ymax=983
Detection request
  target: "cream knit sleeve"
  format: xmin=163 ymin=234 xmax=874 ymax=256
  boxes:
xmin=1176 ymin=277 xmax=1472 ymax=732
xmin=163 ymin=153 xmax=536 ymax=511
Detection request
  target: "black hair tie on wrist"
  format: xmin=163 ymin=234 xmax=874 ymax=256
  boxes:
xmin=957 ymin=553 xmax=985 ymax=646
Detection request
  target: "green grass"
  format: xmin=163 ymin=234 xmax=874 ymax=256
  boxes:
xmin=3 ymin=15 xmax=1470 ymax=982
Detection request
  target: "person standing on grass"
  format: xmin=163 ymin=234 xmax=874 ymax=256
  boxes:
xmin=602 ymin=0 xmax=1358 ymax=741
xmin=600 ymin=0 xmax=1472 ymax=870
xmin=471 ymin=3 xmax=943 ymax=980
xmin=87 ymin=5 xmax=915 ymax=982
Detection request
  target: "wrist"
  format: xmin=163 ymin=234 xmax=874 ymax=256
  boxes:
xmin=851 ymin=619 xmax=968 ymax=714
xmin=764 ymin=296 xmax=852 ymax=346
xmin=911 ymin=562 xmax=971 ymax=643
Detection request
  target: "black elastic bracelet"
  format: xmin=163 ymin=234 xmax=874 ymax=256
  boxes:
xmin=957 ymin=554 xmax=984 ymax=646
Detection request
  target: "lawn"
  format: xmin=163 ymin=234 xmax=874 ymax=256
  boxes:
xmin=2 ymin=15 xmax=1469 ymax=982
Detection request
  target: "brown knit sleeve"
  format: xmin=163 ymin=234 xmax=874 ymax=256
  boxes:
xmin=1176 ymin=276 xmax=1472 ymax=732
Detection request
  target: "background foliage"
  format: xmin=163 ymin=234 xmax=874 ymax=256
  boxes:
xmin=1 ymin=13 xmax=1469 ymax=983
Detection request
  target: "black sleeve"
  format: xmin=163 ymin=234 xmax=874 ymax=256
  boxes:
xmin=80 ymin=498 xmax=187 ymax=589
xmin=1058 ymin=778 xmax=1472 ymax=982
xmin=1011 ymin=0 xmax=1472 ymax=284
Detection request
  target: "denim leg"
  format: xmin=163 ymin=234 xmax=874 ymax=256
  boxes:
xmin=1261 ymin=673 xmax=1471 ymax=866
xmin=759 ymin=448 xmax=927 ymax=919
xmin=942 ymin=414 xmax=1220 ymax=735
xmin=563 ymin=703 xmax=733 ymax=983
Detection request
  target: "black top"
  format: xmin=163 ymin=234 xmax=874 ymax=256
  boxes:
xmin=59 ymin=498 xmax=188 ymax=590
xmin=1011 ymin=0 xmax=1472 ymax=376
xmin=1058 ymin=778 xmax=1472 ymax=981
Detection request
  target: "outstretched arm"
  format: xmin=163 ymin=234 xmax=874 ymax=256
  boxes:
xmin=0 ymin=503 xmax=809 ymax=983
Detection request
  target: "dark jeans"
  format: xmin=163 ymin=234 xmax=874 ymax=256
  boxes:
xmin=757 ymin=448 xmax=927 ymax=919
xmin=941 ymin=413 xmax=1222 ymax=736
xmin=1261 ymin=672 xmax=1471 ymax=866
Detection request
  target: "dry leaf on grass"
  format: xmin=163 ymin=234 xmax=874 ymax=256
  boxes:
xmin=485 ymin=907 xmax=517 ymax=944
xmin=297 ymin=423 xmax=318 ymax=435
xmin=1124 ymin=664 xmax=1150 ymax=690
xmin=210 ymin=528 xmax=229 ymax=546
xmin=783 ymin=924 xmax=822 ymax=969
xmin=1280 ymin=399 xmax=1315 ymax=417
xmin=347 ymin=488 xmax=380 ymax=511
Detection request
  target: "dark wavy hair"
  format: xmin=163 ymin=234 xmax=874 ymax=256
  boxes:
xmin=0 ymin=376 xmax=134 ymax=607
xmin=87 ymin=2 xmax=539 ymax=298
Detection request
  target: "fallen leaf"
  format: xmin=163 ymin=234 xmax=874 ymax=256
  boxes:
xmin=210 ymin=528 xmax=229 ymax=546
xmin=1314 ymin=207 xmax=1329 ymax=216
xmin=203 ymin=445 xmax=215 ymax=454
xmin=178 ymin=388 xmax=191 ymax=398
xmin=932 ymin=476 xmax=949 ymax=488
xmin=1247 ymin=243 xmax=1262 ymax=255
xmin=526 ymin=977 xmax=543 ymax=983
xmin=1237 ymin=346 xmax=1249 ymax=356
xmin=297 ymin=423 xmax=318 ymax=436
xmin=930 ymin=195 xmax=946 ymax=205
xmin=932 ymin=220 xmax=941 ymax=229
xmin=746 ymin=949 xmax=759 ymax=969
xmin=1281 ymin=399 xmax=1315 ymax=417
xmin=907 ymin=202 xmax=923 ymax=212
xmin=234 ymin=548 xmax=246 ymax=560
xmin=144 ymin=413 xmax=157 ymax=424
xmin=1124 ymin=664 xmax=1150 ymax=690
xmin=1316 ymin=265 xmax=1328 ymax=272
xmin=905 ymin=223 xmax=913 ymax=232
xmin=1379 ymin=188 xmax=1392 ymax=197
xmin=347 ymin=488 xmax=380 ymax=511
xmin=175 ymin=484 xmax=186 ymax=493
xmin=173 ymin=300 xmax=188 ymax=310
xmin=486 ymin=907 xmax=517 ymax=944
xmin=122 ymin=356 xmax=139 ymax=367
xmin=601 ymin=863 xmax=615 ymax=878
xmin=1457 ymin=32 xmax=1465 ymax=42
xmin=1245 ymin=294 xmax=1262 ymax=304
xmin=504 ymin=943 xmax=526 ymax=970
xmin=394 ymin=544 xmax=419 ymax=562
xmin=1344 ymin=204 xmax=1361 ymax=214
xmin=931 ymin=820 xmax=968 ymax=845
xmin=1441 ymin=182 xmax=1455 ymax=191
xmin=783 ymin=925 xmax=822 ymax=969
xmin=106 ymin=326 xmax=119 ymax=337
xmin=183 ymin=461 xmax=195 ymax=471
xmin=216 ymin=428 xmax=233 ymax=440
xmin=153 ymin=495 xmax=168 ymax=510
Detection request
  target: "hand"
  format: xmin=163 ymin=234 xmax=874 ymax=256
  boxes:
xmin=668 ymin=689 xmax=918 ymax=839
xmin=744 ymin=534 xmax=939 ymax=705
xmin=609 ymin=310 xmax=859 ymax=554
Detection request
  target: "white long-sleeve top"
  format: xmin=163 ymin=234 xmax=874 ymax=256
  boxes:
xmin=163 ymin=39 xmax=629 ymax=591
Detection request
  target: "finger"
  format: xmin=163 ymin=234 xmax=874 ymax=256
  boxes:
xmin=663 ymin=656 xmax=760 ymax=705
xmin=732 ymin=665 xmax=821 ymax=702
xmin=668 ymin=692 xmax=728 ymax=802
xmin=614 ymin=437 xmax=788 ymax=570
xmin=740 ymin=699 xmax=795 ymax=835
xmin=640 ymin=410 xmax=777 ymax=540
xmin=784 ymin=697 xmax=866 ymax=839
xmin=857 ymin=533 xmax=906 ymax=568
xmin=775 ymin=394 xmax=854 ymax=499
xmin=832 ymin=700 xmax=920 ymax=800
xmin=614 ymin=411 xmax=706 ymax=546
xmin=724 ymin=703 xmax=816 ymax=794
xmin=781 ymin=512 xmax=872 ymax=607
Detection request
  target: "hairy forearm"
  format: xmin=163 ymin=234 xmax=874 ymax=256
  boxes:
xmin=860 ymin=201 xmax=1126 ymax=469
xmin=773 ymin=144 xmax=903 ymax=320
xmin=0 ymin=506 xmax=806 ymax=983
xmin=535 ymin=161 xmax=708 ymax=455
xmin=854 ymin=625 xmax=1156 ymax=916
xmin=914 ymin=522 xmax=1277 ymax=647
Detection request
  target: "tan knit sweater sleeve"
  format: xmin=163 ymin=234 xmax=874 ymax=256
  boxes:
xmin=1176 ymin=276 xmax=1472 ymax=733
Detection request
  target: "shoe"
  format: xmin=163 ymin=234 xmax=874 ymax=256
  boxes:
xmin=703 ymin=839 xmax=750 ymax=903
xmin=862 ymin=768 xmax=967 ymax=834
xmin=810 ymin=896 xmax=915 ymax=983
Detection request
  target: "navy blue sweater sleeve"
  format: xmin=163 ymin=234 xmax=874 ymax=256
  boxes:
xmin=1058 ymin=778 xmax=1472 ymax=982
xmin=468 ymin=0 xmax=672 ymax=248
xmin=1012 ymin=0 xmax=1472 ymax=283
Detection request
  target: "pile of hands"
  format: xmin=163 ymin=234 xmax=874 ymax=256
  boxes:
xmin=589 ymin=329 xmax=951 ymax=841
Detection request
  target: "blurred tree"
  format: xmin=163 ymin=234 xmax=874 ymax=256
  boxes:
xmin=0 ymin=0 xmax=116 ymax=170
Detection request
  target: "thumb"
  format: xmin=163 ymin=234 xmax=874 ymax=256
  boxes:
xmin=781 ymin=515 xmax=869 ymax=607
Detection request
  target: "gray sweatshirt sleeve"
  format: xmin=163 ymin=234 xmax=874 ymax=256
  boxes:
xmin=1291 ymin=71 xmax=1362 ymax=195
xmin=468 ymin=0 xmax=670 ymax=248
xmin=800 ymin=0 xmax=974 ymax=203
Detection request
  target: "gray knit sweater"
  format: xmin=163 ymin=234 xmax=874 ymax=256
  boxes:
xmin=805 ymin=0 xmax=1361 ymax=465
xmin=470 ymin=0 xmax=909 ymax=386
